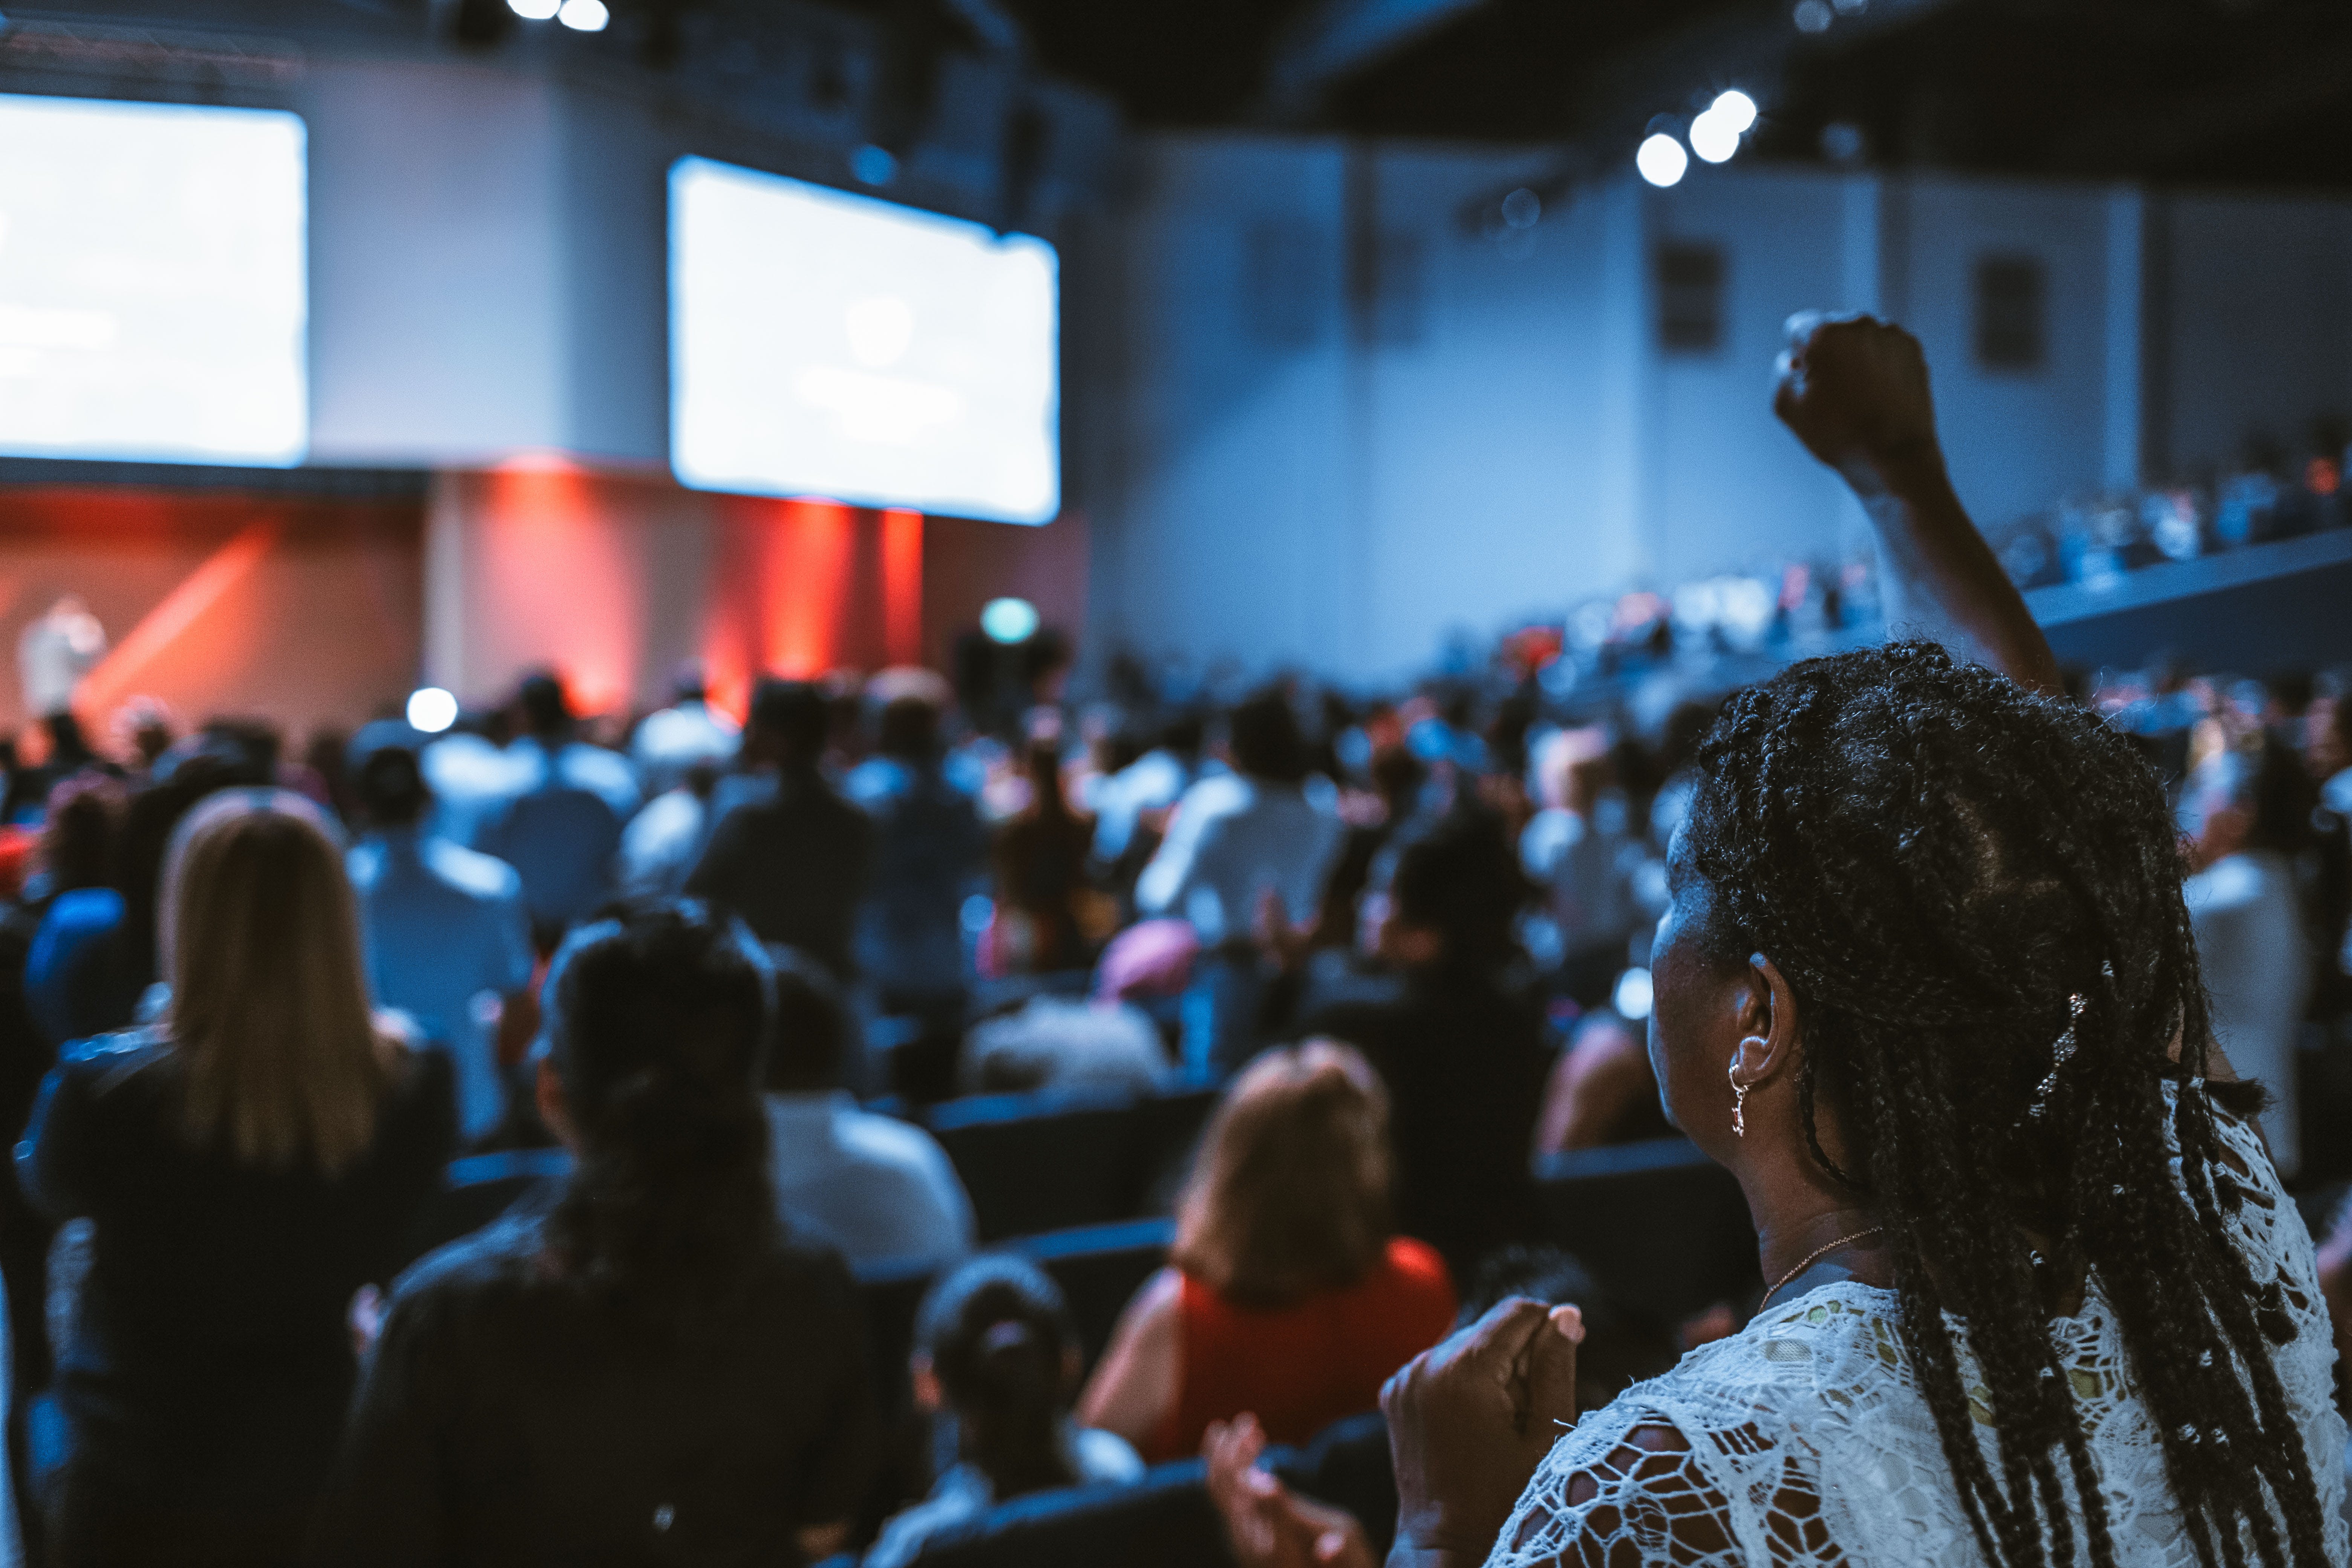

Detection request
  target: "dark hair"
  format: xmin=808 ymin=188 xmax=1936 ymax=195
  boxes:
xmin=1387 ymin=805 xmax=1533 ymax=976
xmin=2236 ymin=733 xmax=2318 ymax=856
xmin=877 ymin=695 xmax=943 ymax=760
xmin=1681 ymin=641 xmax=2326 ymax=1568
xmin=354 ymin=746 xmax=430 ymax=828
xmin=916 ymin=1256 xmax=1080 ymax=1501
xmin=41 ymin=772 xmax=126 ymax=891
xmin=748 ymin=679 xmax=829 ymax=763
xmin=765 ymin=945 xmax=850 ymax=1095
xmin=1456 ymin=1244 xmax=1676 ymax=1414
xmin=543 ymin=900 xmax=778 ymax=1332
xmin=1228 ymin=689 xmax=1308 ymax=786
xmin=517 ymin=671 xmax=572 ymax=737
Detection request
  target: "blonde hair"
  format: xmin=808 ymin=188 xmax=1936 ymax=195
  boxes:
xmin=163 ymin=790 xmax=390 ymax=1174
xmin=1171 ymin=1040 xmax=1393 ymax=1310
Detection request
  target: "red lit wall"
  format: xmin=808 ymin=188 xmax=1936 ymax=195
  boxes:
xmin=0 ymin=487 xmax=424 ymax=744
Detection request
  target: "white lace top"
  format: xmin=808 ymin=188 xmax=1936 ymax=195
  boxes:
xmin=1490 ymin=1099 xmax=2349 ymax=1566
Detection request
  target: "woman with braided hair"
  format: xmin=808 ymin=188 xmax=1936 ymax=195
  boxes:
xmin=1211 ymin=314 xmax=2345 ymax=1568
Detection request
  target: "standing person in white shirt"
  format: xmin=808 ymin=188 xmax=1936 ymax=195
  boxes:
xmin=2182 ymin=734 xmax=2314 ymax=1179
xmin=1519 ymin=726 xmax=1646 ymax=1008
xmin=17 ymin=594 xmax=104 ymax=721
xmin=347 ymin=743 xmax=537 ymax=1147
xmin=1137 ymin=689 xmax=1343 ymax=1078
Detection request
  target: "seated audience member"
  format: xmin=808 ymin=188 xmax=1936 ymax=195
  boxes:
xmin=345 ymin=744 xmax=536 ymax=1147
xmin=314 ymin=901 xmax=877 ymax=1564
xmin=1531 ymin=1011 xmax=1673 ymax=1157
xmin=765 ymin=947 xmax=975 ymax=1270
xmin=20 ymin=790 xmax=456 ymax=1568
xmin=19 ymin=775 xmax=132 ymax=1048
xmin=985 ymin=733 xmax=1098 ymax=976
xmin=629 ymin=662 xmax=738 ymax=797
xmin=1297 ymin=808 xmax=1551 ymax=1280
xmin=1092 ymin=712 xmax=1207 ymax=873
xmin=686 ymin=680 xmax=874 ymax=978
xmin=2180 ymin=734 xmax=2315 ymax=1178
xmin=1078 ymin=1041 xmax=1455 ymax=1463
xmin=1519 ymin=727 xmax=1645 ymax=1008
xmin=865 ymin=1256 xmax=1145 ymax=1568
xmin=1314 ymin=744 xmax=1426 ymax=955
xmin=847 ymin=672 xmax=988 ymax=1011
xmin=962 ymin=993 xmax=1168 ymax=1096
xmin=476 ymin=672 xmax=636 ymax=942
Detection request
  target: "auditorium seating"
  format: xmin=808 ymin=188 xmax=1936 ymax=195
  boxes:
xmin=1005 ymin=1217 xmax=1174 ymax=1367
xmin=848 ymin=1410 xmax=1394 ymax=1568
xmin=923 ymin=1084 xmax=1217 ymax=1243
xmin=1534 ymin=1136 xmax=1759 ymax=1322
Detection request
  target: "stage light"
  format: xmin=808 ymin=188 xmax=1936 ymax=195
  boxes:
xmin=1690 ymin=109 xmax=1740 ymax=164
xmin=1635 ymin=133 xmax=1688 ymax=188
xmin=507 ymin=0 xmax=558 ymax=18
xmin=1614 ymin=967 xmax=1655 ymax=1021
xmin=406 ymin=687 xmax=459 ymax=734
xmin=557 ymin=0 xmax=607 ymax=30
xmin=1501 ymin=187 xmax=1542 ymax=229
xmin=980 ymin=597 xmax=1040 ymax=645
xmin=850 ymin=144 xmax=899 ymax=187
xmin=1710 ymin=90 xmax=1758 ymax=134
xmin=1793 ymin=0 xmax=1833 ymax=32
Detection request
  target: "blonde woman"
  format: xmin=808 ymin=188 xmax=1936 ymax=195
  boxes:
xmin=18 ymin=789 xmax=455 ymax=1568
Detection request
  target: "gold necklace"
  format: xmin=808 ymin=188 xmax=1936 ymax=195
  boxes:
xmin=1759 ymin=1225 xmax=1885 ymax=1308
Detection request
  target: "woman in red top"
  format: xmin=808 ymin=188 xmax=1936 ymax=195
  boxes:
xmin=1078 ymin=1040 xmax=1456 ymax=1462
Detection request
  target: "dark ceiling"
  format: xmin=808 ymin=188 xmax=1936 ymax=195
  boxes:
xmin=992 ymin=0 xmax=2352 ymax=188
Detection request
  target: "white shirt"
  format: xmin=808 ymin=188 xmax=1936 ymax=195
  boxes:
xmin=631 ymin=701 xmax=738 ymax=796
xmin=1134 ymin=773 xmax=1345 ymax=946
xmin=615 ymin=786 xmax=707 ymax=899
xmin=2186 ymin=848 xmax=2311 ymax=1178
xmin=1491 ymin=1084 xmax=2346 ymax=1568
xmin=1089 ymin=749 xmax=1195 ymax=861
xmin=349 ymin=829 xmax=536 ymax=1143
xmin=765 ymin=1093 xmax=976 ymax=1270
xmin=1520 ymin=802 xmax=1645 ymax=956
xmin=17 ymin=605 xmax=104 ymax=718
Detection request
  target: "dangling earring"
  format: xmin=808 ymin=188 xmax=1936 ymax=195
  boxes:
xmin=1729 ymin=1058 xmax=1749 ymax=1138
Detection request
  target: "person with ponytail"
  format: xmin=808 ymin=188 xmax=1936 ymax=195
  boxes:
xmin=1219 ymin=317 xmax=2345 ymax=1568
xmin=314 ymin=899 xmax=877 ymax=1566
xmin=19 ymin=789 xmax=456 ymax=1567
xmin=865 ymin=1256 xmax=1145 ymax=1568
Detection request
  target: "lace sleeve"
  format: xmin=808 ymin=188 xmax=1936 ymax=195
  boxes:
xmin=1485 ymin=1398 xmax=1760 ymax=1568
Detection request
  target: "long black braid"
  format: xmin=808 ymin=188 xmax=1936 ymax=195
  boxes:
xmin=1681 ymin=640 xmax=2329 ymax=1568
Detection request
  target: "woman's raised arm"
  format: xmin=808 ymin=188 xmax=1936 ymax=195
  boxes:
xmin=1773 ymin=312 xmax=2063 ymax=697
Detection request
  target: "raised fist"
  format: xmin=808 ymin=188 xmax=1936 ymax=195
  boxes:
xmin=1772 ymin=311 xmax=1941 ymax=478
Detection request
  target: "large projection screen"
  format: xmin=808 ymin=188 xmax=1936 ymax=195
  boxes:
xmin=670 ymin=156 xmax=1059 ymax=525
xmin=0 ymin=93 xmax=307 ymax=467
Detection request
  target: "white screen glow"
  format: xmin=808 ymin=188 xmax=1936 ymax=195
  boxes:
xmin=669 ymin=156 xmax=1059 ymax=525
xmin=0 ymin=93 xmax=307 ymax=466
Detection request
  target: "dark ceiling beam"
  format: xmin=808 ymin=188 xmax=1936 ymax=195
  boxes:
xmin=1259 ymin=0 xmax=1492 ymax=122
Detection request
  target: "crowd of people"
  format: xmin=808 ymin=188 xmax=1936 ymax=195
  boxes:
xmin=0 ymin=314 xmax=2333 ymax=1566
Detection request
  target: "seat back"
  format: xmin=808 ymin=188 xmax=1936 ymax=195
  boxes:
xmin=903 ymin=1458 xmax=1229 ymax=1568
xmin=1006 ymin=1218 xmax=1174 ymax=1372
xmin=1533 ymin=1136 xmax=1758 ymax=1323
xmin=925 ymin=1089 xmax=1151 ymax=1242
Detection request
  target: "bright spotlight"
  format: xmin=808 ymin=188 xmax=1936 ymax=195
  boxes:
xmin=980 ymin=597 xmax=1040 ymax=645
xmin=1710 ymin=89 xmax=1759 ymax=133
xmin=406 ymin=687 xmax=459 ymax=734
xmin=1613 ymin=966 xmax=1655 ymax=1021
xmin=556 ymin=0 xmax=608 ymax=29
xmin=507 ymin=0 xmax=559 ymax=16
xmin=1689 ymin=109 xmax=1740 ymax=164
xmin=1635 ymin=133 xmax=1689 ymax=188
